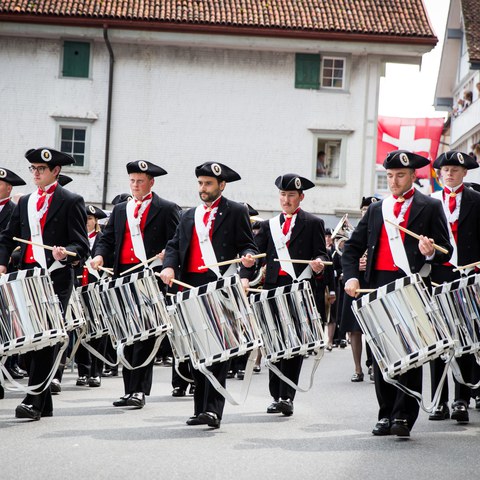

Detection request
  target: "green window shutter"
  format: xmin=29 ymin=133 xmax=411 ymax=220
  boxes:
xmin=295 ymin=54 xmax=320 ymax=89
xmin=63 ymin=41 xmax=90 ymax=78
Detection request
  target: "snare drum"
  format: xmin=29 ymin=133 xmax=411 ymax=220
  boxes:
xmin=77 ymin=280 xmax=111 ymax=342
xmin=249 ymin=280 xmax=325 ymax=362
xmin=170 ymin=275 xmax=262 ymax=368
xmin=0 ymin=268 xmax=68 ymax=357
xmin=432 ymin=274 xmax=480 ymax=357
xmin=98 ymin=269 xmax=171 ymax=348
xmin=353 ymin=274 xmax=454 ymax=379
xmin=64 ymin=288 xmax=87 ymax=332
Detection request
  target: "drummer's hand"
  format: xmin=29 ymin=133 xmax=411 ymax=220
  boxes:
xmin=327 ymin=292 xmax=336 ymax=304
xmin=241 ymin=253 xmax=256 ymax=268
xmin=310 ymin=258 xmax=325 ymax=274
xmin=52 ymin=246 xmax=67 ymax=261
xmin=0 ymin=265 xmax=7 ymax=275
xmin=359 ymin=256 xmax=367 ymax=271
xmin=157 ymin=249 xmax=165 ymax=262
xmin=344 ymin=278 xmax=360 ymax=298
xmin=418 ymin=235 xmax=435 ymax=257
xmin=160 ymin=267 xmax=175 ymax=287
xmin=241 ymin=278 xmax=250 ymax=291
xmin=90 ymin=255 xmax=104 ymax=270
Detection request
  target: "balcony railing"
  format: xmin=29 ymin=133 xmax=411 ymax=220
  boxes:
xmin=451 ymin=99 xmax=480 ymax=145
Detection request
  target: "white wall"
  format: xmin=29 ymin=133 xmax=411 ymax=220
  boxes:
xmin=1 ymin=31 xmax=383 ymax=221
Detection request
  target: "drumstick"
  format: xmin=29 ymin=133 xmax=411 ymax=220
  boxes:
xmin=355 ymin=289 xmax=375 ymax=293
xmin=384 ymin=220 xmax=449 ymax=255
xmin=431 ymin=282 xmax=441 ymax=287
xmin=453 ymin=260 xmax=480 ymax=272
xmin=98 ymin=266 xmax=114 ymax=275
xmin=198 ymin=253 xmax=267 ymax=270
xmin=247 ymin=287 xmax=264 ymax=293
xmin=120 ymin=255 xmax=159 ymax=276
xmin=273 ymin=258 xmax=333 ymax=266
xmin=13 ymin=237 xmax=77 ymax=257
xmin=154 ymin=272 xmax=194 ymax=290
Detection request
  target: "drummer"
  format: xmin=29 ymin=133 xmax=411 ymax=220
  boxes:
xmin=250 ymin=174 xmax=327 ymax=417
xmin=0 ymin=147 xmax=89 ymax=420
xmin=91 ymin=160 xmax=180 ymax=409
xmin=160 ymin=162 xmax=258 ymax=429
xmin=342 ymin=150 xmax=452 ymax=438
xmin=0 ymin=167 xmax=27 ymax=400
xmin=74 ymin=205 xmax=110 ymax=389
xmin=429 ymin=150 xmax=480 ymax=423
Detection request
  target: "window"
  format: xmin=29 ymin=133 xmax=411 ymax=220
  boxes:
xmin=375 ymin=171 xmax=389 ymax=193
xmin=62 ymin=41 xmax=90 ymax=78
xmin=321 ymin=57 xmax=345 ymax=89
xmin=311 ymin=130 xmax=352 ymax=184
xmin=60 ymin=127 xmax=87 ymax=167
xmin=295 ymin=54 xmax=320 ymax=89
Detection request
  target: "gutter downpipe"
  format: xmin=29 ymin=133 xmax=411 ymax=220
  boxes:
xmin=102 ymin=24 xmax=114 ymax=209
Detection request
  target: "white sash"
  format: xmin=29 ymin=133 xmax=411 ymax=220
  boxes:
xmin=269 ymin=214 xmax=312 ymax=281
xmin=382 ymin=196 xmax=412 ymax=276
xmin=194 ymin=205 xmax=236 ymax=279
xmin=432 ymin=190 xmax=458 ymax=267
xmin=85 ymin=256 xmax=100 ymax=280
xmin=126 ymin=198 xmax=148 ymax=264
xmin=27 ymin=193 xmax=64 ymax=273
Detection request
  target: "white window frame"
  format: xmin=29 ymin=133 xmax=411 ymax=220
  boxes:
xmin=310 ymin=129 xmax=353 ymax=185
xmin=321 ymin=56 xmax=346 ymax=90
xmin=375 ymin=170 xmax=389 ymax=194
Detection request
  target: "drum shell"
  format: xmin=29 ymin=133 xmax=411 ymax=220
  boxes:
xmin=171 ymin=275 xmax=262 ymax=368
xmin=0 ymin=268 xmax=67 ymax=356
xmin=249 ymin=280 xmax=325 ymax=362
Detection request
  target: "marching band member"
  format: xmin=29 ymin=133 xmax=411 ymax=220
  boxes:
xmin=74 ymin=205 xmax=109 ymax=388
xmin=0 ymin=148 xmax=89 ymax=420
xmin=0 ymin=167 xmax=27 ymax=399
xmin=91 ymin=160 xmax=180 ymax=409
xmin=342 ymin=150 xmax=452 ymax=437
xmin=160 ymin=162 xmax=258 ymax=429
xmin=252 ymin=174 xmax=327 ymax=417
xmin=429 ymin=151 xmax=480 ymax=423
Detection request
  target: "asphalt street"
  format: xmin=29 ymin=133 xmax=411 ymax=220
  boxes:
xmin=1 ymin=346 xmax=479 ymax=480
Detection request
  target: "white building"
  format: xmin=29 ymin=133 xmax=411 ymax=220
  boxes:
xmin=435 ymin=0 xmax=480 ymax=182
xmin=0 ymin=0 xmax=437 ymax=225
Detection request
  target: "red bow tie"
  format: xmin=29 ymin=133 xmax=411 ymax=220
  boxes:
xmin=36 ymin=184 xmax=57 ymax=211
xmin=88 ymin=231 xmax=97 ymax=239
xmin=393 ymin=189 xmax=414 ymax=217
xmin=444 ymin=185 xmax=464 ymax=213
xmin=0 ymin=198 xmax=9 ymax=207
xmin=133 ymin=193 xmax=152 ymax=218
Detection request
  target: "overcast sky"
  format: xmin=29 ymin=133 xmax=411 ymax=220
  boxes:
xmin=378 ymin=0 xmax=450 ymax=118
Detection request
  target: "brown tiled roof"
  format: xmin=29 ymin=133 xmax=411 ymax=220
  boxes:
xmin=0 ymin=0 xmax=436 ymax=42
xmin=462 ymin=0 xmax=480 ymax=65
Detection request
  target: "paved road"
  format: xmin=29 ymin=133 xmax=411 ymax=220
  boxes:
xmin=1 ymin=347 xmax=478 ymax=480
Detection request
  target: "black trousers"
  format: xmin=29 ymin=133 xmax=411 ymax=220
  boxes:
xmin=23 ymin=266 xmax=74 ymax=412
xmin=370 ymin=270 xmax=422 ymax=429
xmin=181 ymin=271 xmax=228 ymax=418
xmin=264 ymin=277 xmax=308 ymax=402
xmin=75 ymin=336 xmax=107 ymax=378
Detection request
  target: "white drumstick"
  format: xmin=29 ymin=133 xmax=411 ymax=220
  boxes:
xmin=198 ymin=253 xmax=266 ymax=270
xmin=120 ymin=256 xmax=159 ymax=276
xmin=13 ymin=237 xmax=77 ymax=257
xmin=154 ymin=272 xmax=194 ymax=289
xmin=274 ymin=258 xmax=333 ymax=266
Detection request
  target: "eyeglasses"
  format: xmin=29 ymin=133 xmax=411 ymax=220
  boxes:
xmin=28 ymin=166 xmax=48 ymax=174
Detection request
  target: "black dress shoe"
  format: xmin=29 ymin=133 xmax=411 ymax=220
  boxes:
xmin=267 ymin=401 xmax=280 ymax=414
xmin=253 ymin=365 xmax=261 ymax=373
xmin=198 ymin=412 xmax=221 ymax=428
xmin=88 ymin=376 xmax=101 ymax=388
xmin=372 ymin=418 xmax=391 ymax=436
xmin=15 ymin=404 xmax=41 ymax=421
xmin=186 ymin=415 xmax=203 ymax=426
xmin=50 ymin=379 xmax=61 ymax=394
xmin=76 ymin=376 xmax=88 ymax=386
xmin=429 ymin=403 xmax=450 ymax=421
xmin=172 ymin=387 xmax=186 ymax=397
xmin=41 ymin=410 xmax=53 ymax=418
xmin=451 ymin=401 xmax=469 ymax=423
xmin=236 ymin=370 xmax=245 ymax=380
xmin=351 ymin=372 xmax=364 ymax=382
xmin=113 ymin=394 xmax=131 ymax=407
xmin=188 ymin=384 xmax=196 ymax=395
xmin=475 ymin=396 xmax=480 ymax=410
xmin=8 ymin=365 xmax=25 ymax=379
xmin=226 ymin=370 xmax=235 ymax=379
xmin=277 ymin=399 xmax=294 ymax=416
xmin=390 ymin=419 xmax=410 ymax=437
xmin=127 ymin=392 xmax=145 ymax=408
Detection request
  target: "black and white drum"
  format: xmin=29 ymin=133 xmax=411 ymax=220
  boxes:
xmin=98 ymin=269 xmax=171 ymax=369
xmin=353 ymin=274 xmax=454 ymax=380
xmin=249 ymin=280 xmax=325 ymax=392
xmin=0 ymin=268 xmax=67 ymax=357
xmin=64 ymin=289 xmax=87 ymax=332
xmin=432 ymin=274 xmax=480 ymax=357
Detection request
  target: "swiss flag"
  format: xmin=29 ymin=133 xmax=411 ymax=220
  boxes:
xmin=377 ymin=116 xmax=444 ymax=179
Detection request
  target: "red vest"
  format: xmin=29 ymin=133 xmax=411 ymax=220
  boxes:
xmin=119 ymin=202 xmax=151 ymax=265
